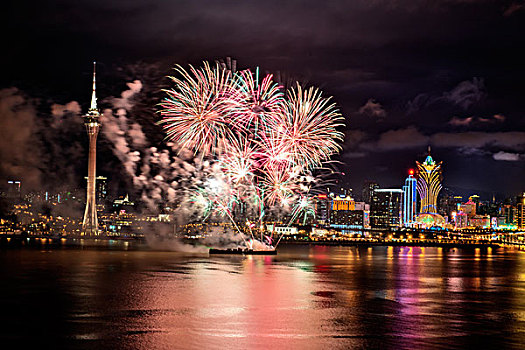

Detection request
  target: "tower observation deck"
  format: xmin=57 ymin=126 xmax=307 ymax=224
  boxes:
xmin=82 ymin=62 xmax=101 ymax=236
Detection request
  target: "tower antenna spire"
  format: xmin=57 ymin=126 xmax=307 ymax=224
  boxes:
xmin=90 ymin=61 xmax=97 ymax=111
xmin=428 ymin=145 xmax=431 ymax=156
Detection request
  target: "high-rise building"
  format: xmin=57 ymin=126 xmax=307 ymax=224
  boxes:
xmin=370 ymin=189 xmax=403 ymax=228
xmin=501 ymin=204 xmax=517 ymax=226
xmin=314 ymin=194 xmax=330 ymax=226
xmin=96 ymin=176 xmax=107 ymax=203
xmin=416 ymin=147 xmax=442 ymax=214
xmin=362 ymin=181 xmax=379 ymax=204
xmin=402 ymin=169 xmax=417 ymax=226
xmin=85 ymin=175 xmax=108 ymax=211
xmin=518 ymin=193 xmax=525 ymax=229
xmin=438 ymin=187 xmax=456 ymax=219
xmin=329 ymin=195 xmax=370 ymax=231
xmin=82 ymin=62 xmax=101 ymax=236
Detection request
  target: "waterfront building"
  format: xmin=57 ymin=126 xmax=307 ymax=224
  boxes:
xmin=329 ymin=195 xmax=370 ymax=231
xmin=470 ymin=215 xmax=491 ymax=229
xmin=370 ymin=189 xmax=403 ymax=228
xmin=402 ymin=169 xmax=417 ymax=226
xmin=416 ymin=147 xmax=442 ymax=214
xmin=518 ymin=193 xmax=525 ymax=229
xmin=82 ymin=62 xmax=101 ymax=236
xmin=501 ymin=204 xmax=517 ymax=226
xmin=266 ymin=225 xmax=298 ymax=236
xmin=455 ymin=211 xmax=468 ymax=229
xmin=459 ymin=198 xmax=476 ymax=217
xmin=314 ymin=194 xmax=330 ymax=226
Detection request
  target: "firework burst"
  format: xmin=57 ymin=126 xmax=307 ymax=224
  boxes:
xmin=229 ymin=68 xmax=285 ymax=132
xmin=268 ymin=84 xmax=345 ymax=169
xmin=159 ymin=62 xmax=236 ymax=155
xmin=159 ymin=61 xmax=345 ymax=248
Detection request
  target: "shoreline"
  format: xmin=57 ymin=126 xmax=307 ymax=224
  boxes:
xmin=0 ymin=235 xmax=512 ymax=250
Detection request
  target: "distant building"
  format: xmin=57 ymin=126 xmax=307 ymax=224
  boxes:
xmin=96 ymin=176 xmax=107 ymax=203
xmin=362 ymin=181 xmax=379 ymax=204
xmin=455 ymin=211 xmax=468 ymax=229
xmin=416 ymin=147 xmax=442 ymax=214
xmin=86 ymin=175 xmax=108 ymax=211
xmin=476 ymin=201 xmax=499 ymax=217
xmin=370 ymin=189 xmax=403 ymax=228
xmin=501 ymin=204 xmax=517 ymax=226
xmin=267 ymin=225 xmax=298 ymax=236
xmin=459 ymin=199 xmax=476 ymax=217
xmin=6 ymin=180 xmax=21 ymax=199
xmin=438 ymin=188 xmax=456 ymax=219
xmin=402 ymin=170 xmax=417 ymax=226
xmin=314 ymin=194 xmax=330 ymax=226
xmin=470 ymin=215 xmax=490 ymax=229
xmin=113 ymin=194 xmax=135 ymax=212
xmin=469 ymin=194 xmax=481 ymax=205
xmin=329 ymin=195 xmax=370 ymax=231
xmin=518 ymin=193 xmax=525 ymax=229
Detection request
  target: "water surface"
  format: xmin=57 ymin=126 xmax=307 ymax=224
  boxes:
xmin=1 ymin=245 xmax=524 ymax=349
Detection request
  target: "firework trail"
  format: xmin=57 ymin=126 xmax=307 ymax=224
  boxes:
xmin=159 ymin=61 xmax=345 ymax=249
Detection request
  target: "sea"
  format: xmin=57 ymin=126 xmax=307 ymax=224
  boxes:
xmin=1 ymin=244 xmax=524 ymax=349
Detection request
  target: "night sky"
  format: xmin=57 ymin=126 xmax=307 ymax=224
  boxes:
xmin=2 ymin=0 xmax=524 ymax=199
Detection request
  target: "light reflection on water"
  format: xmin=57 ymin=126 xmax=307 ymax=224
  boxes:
xmin=1 ymin=245 xmax=525 ymax=349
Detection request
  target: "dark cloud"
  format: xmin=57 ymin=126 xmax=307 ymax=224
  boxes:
xmin=448 ymin=113 xmax=505 ymax=126
xmin=407 ymin=78 xmax=486 ymax=114
xmin=503 ymin=2 xmax=525 ymax=16
xmin=362 ymin=126 xmax=428 ymax=151
xmin=431 ymin=131 xmax=525 ymax=150
xmin=358 ymin=99 xmax=386 ymax=118
xmin=449 ymin=116 xmax=474 ymax=126
xmin=443 ymin=77 xmax=485 ymax=109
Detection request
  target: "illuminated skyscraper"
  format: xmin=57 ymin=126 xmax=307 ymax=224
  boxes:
xmin=82 ymin=62 xmax=101 ymax=236
xmin=416 ymin=147 xmax=442 ymax=214
xmin=402 ymin=169 xmax=417 ymax=226
xmin=518 ymin=193 xmax=525 ymax=230
xmin=370 ymin=189 xmax=403 ymax=228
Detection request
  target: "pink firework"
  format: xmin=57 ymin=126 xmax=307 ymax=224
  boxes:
xmin=159 ymin=62 xmax=237 ymax=155
xmin=267 ymin=84 xmax=345 ymax=169
xmin=261 ymin=166 xmax=299 ymax=206
xmin=220 ymin=136 xmax=256 ymax=184
xmin=228 ymin=68 xmax=285 ymax=132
